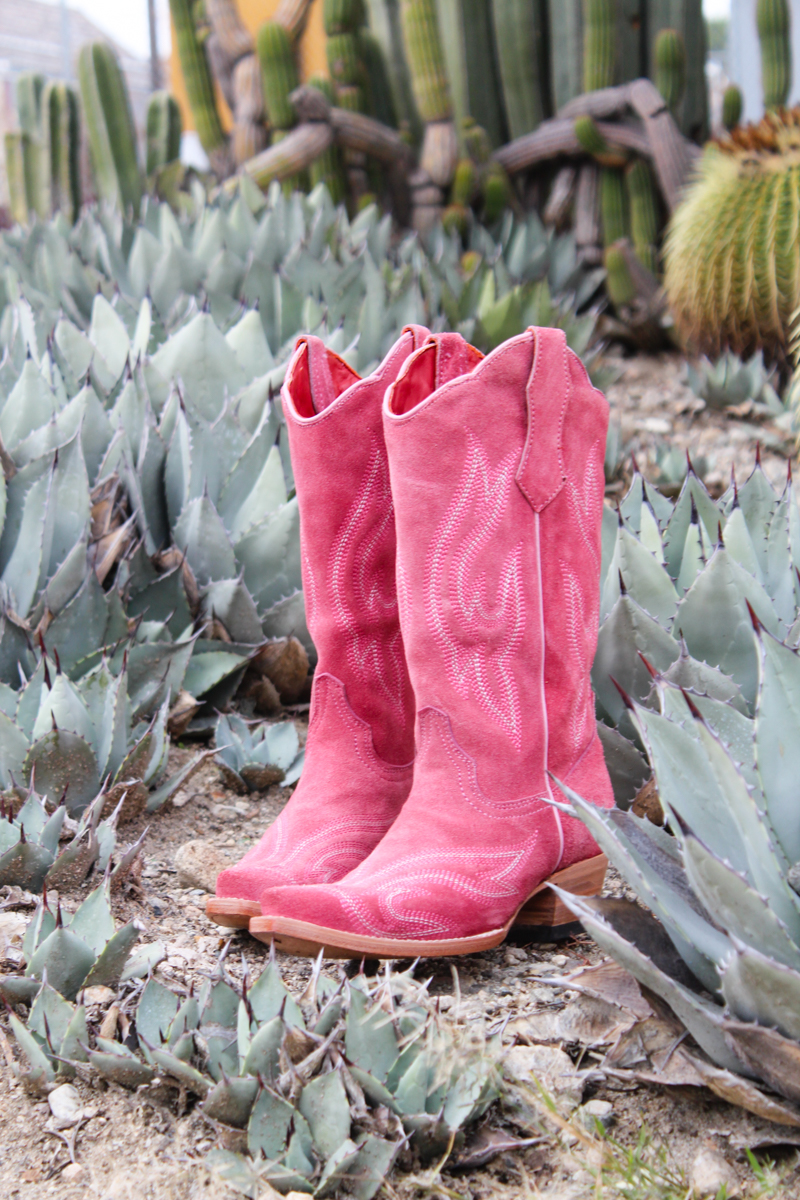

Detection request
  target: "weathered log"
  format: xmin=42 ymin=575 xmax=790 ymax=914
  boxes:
xmin=206 ymin=0 xmax=253 ymax=63
xmin=274 ymin=0 xmax=315 ymax=42
xmin=625 ymin=78 xmax=694 ymax=212
xmin=574 ymin=163 xmax=600 ymax=256
xmin=329 ymin=106 xmax=415 ymax=166
xmin=494 ymin=118 xmax=580 ymax=173
xmin=290 ymin=84 xmax=331 ymax=124
xmin=227 ymin=122 xmax=334 ymax=193
xmin=543 ymin=165 xmax=576 ymax=228
xmin=206 ymin=33 xmax=236 ymax=112
xmin=559 ymin=86 xmax=630 ymax=121
xmin=595 ymin=119 xmax=651 ymax=159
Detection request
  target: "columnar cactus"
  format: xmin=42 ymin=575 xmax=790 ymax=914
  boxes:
xmin=654 ymin=28 xmax=687 ymax=113
xmin=359 ymin=30 xmax=397 ymax=127
xmin=15 ymin=73 xmax=47 ymax=220
xmin=78 ymin=43 xmax=142 ymax=216
xmin=146 ymin=91 xmax=182 ymax=176
xmin=582 ymin=0 xmax=615 ymax=93
xmin=399 ymin=0 xmax=452 ymax=123
xmin=436 ymin=0 xmax=507 ymax=150
xmin=491 ymin=0 xmax=545 ymax=140
xmin=625 ymin=159 xmax=659 ymax=275
xmin=722 ymin=83 xmax=743 ymax=130
xmin=43 ymin=82 xmax=81 ymax=224
xmin=600 ymin=166 xmax=627 ymax=246
xmin=757 ymin=0 xmax=791 ymax=110
xmin=256 ymin=21 xmax=300 ymax=138
xmin=307 ymin=74 xmax=348 ymax=202
xmin=4 ymin=133 xmax=28 ymax=225
xmin=168 ymin=0 xmax=230 ymax=175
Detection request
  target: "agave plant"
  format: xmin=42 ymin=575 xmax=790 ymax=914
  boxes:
xmin=547 ymin=455 xmax=800 ymax=1116
xmin=214 ymin=712 xmax=304 ymax=793
xmin=5 ymin=905 xmax=501 ymax=1195
xmin=0 ymin=786 xmax=144 ymax=895
xmin=687 ymin=350 xmax=784 ymax=415
xmin=2 ymin=884 xmax=164 ymax=1087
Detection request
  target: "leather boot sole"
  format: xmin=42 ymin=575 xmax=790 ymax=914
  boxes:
xmin=248 ymin=853 xmax=607 ymax=958
xmin=205 ymin=897 xmax=261 ymax=929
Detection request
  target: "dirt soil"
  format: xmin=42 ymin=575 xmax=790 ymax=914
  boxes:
xmin=1 ymin=355 xmax=800 ymax=1200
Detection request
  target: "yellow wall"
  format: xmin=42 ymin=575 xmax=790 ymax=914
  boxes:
xmin=171 ymin=0 xmax=327 ymax=134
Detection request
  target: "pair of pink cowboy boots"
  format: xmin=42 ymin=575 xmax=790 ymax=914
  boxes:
xmin=206 ymin=325 xmax=614 ymax=958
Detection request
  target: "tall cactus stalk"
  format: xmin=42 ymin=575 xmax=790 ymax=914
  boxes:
xmin=600 ymin=166 xmax=627 ymax=246
xmin=365 ymin=0 xmax=422 ymax=142
xmin=257 ymin=21 xmax=300 ymax=138
xmin=436 ymin=0 xmax=507 ymax=149
xmin=78 ymin=43 xmax=142 ymax=216
xmin=169 ymin=0 xmax=230 ymax=175
xmin=307 ymin=74 xmax=348 ymax=202
xmin=583 ymin=0 xmax=616 ymax=92
xmin=491 ymin=0 xmax=545 ymax=141
xmin=757 ymin=0 xmax=791 ymax=110
xmin=647 ymin=0 xmax=707 ymax=141
xmin=399 ymin=0 xmax=452 ymax=123
xmin=360 ymin=30 xmax=398 ymax=127
xmin=4 ymin=133 xmax=28 ymax=225
xmin=625 ymin=158 xmax=659 ymax=275
xmin=548 ymin=0 xmax=582 ymax=113
xmin=146 ymin=91 xmax=183 ymax=175
xmin=43 ymin=81 xmax=81 ymax=224
xmin=722 ymin=83 xmax=743 ymax=130
xmin=654 ymin=28 xmax=687 ymax=113
xmin=16 ymin=73 xmax=48 ymax=219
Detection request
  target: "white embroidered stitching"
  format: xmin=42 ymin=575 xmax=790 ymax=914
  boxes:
xmin=425 ymin=432 xmax=526 ymax=749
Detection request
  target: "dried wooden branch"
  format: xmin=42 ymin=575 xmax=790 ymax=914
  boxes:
xmin=227 ymin=123 xmax=334 ymax=194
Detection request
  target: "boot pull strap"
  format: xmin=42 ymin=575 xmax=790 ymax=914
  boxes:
xmin=516 ymin=326 xmax=569 ymax=512
xmin=290 ymin=335 xmax=360 ymax=414
xmin=427 ymin=332 xmax=484 ymax=389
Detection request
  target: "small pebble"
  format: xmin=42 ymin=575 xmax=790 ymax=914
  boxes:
xmin=174 ymin=839 xmax=231 ymax=893
xmin=61 ymin=1163 xmax=85 ymax=1181
xmin=690 ymin=1146 xmax=741 ymax=1197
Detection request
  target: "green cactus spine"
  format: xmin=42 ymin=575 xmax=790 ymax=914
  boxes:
xmin=757 ymin=0 xmax=791 ymax=110
xmin=399 ymin=0 xmax=453 ymax=122
xmin=307 ymin=74 xmax=347 ymax=203
xmin=604 ymin=244 xmax=635 ymax=308
xmin=583 ymin=0 xmax=615 ymax=92
xmin=43 ymin=82 xmax=81 ymax=224
xmin=360 ymin=31 xmax=398 ymax=126
xmin=16 ymin=73 xmax=48 ymax=219
xmin=600 ymin=167 xmax=628 ymax=247
xmin=168 ymin=0 xmax=228 ymax=167
xmin=146 ymin=91 xmax=183 ymax=175
xmin=722 ymin=83 xmax=743 ymax=130
xmin=491 ymin=0 xmax=545 ymax=141
xmin=625 ymin=159 xmax=659 ymax=275
xmin=5 ymin=133 xmax=28 ymax=225
xmin=257 ymin=21 xmax=300 ymax=134
xmin=78 ymin=43 xmax=142 ymax=216
xmin=654 ymin=28 xmax=687 ymax=112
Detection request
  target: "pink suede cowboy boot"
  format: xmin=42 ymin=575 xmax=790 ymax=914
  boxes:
xmin=207 ymin=327 xmax=428 ymax=928
xmin=250 ymin=327 xmax=614 ymax=956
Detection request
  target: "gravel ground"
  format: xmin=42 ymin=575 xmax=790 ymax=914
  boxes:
xmin=1 ymin=354 xmax=799 ymax=1200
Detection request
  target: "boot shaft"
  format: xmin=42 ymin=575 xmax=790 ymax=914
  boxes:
xmin=383 ymin=327 xmax=609 ymax=798
xmin=282 ymin=328 xmax=428 ymax=764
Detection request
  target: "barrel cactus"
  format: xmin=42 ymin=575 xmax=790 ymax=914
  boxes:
xmin=664 ymin=106 xmax=800 ymax=360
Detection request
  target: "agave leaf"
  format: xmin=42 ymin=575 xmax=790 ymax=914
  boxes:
xmin=32 ymin=674 xmax=95 ymax=748
xmin=22 ymin=901 xmax=57 ymax=960
xmin=199 ymin=579 xmax=262 ymax=645
xmin=25 ymin=927 xmax=96 ymax=1001
xmin=89 ymin=1050 xmax=155 ymax=1088
xmin=88 ymin=293 xmax=131 ymax=383
xmin=59 ymin=1004 xmax=88 ymax=1072
xmin=553 ymin=890 xmax=751 ymax=1076
xmin=119 ymin=940 xmax=167 ymax=982
xmin=443 ymin=1059 xmax=498 ymax=1131
xmin=28 ymin=982 xmax=74 ymax=1048
xmin=200 ymin=1075 xmax=259 ymax=1128
xmin=206 ymin=1148 xmax=262 ymax=1200
xmin=79 ymin=660 xmax=129 ymax=782
xmin=137 ymin=978 xmax=180 ymax=1052
xmin=0 ymin=841 xmax=54 ymax=891
xmin=221 ymin=446 xmax=288 ymax=546
xmin=592 ymin=596 xmax=680 ymax=736
xmin=675 ymin=517 xmax=707 ymax=595
xmin=24 ymin=730 xmax=100 ymax=815
xmin=661 ymin=647 xmax=748 ymax=713
xmin=9 ymin=1012 xmax=56 ymax=1082
xmin=39 ymin=805 xmax=66 ymax=856
xmin=316 ymin=1139 xmax=362 ymax=1198
xmin=663 ymin=474 xmax=724 ymax=580
xmin=225 ymin=309 xmax=274 ymax=378
xmin=298 ymin=1070 xmax=351 ymax=1159
xmin=241 ymin=1014 xmax=283 ymax=1081
xmin=393 ymin=1048 xmax=436 ymax=1116
xmin=182 ymin=650 xmax=248 ymax=699
xmin=261 ymin=590 xmax=315 ymax=666
xmin=721 ymin=940 xmax=800 ymax=1041
xmin=152 ymin=1047 xmax=210 ymax=1095
xmin=54 ymin=318 xmax=94 ymax=384
xmin=164 ymin=407 xmax=192 ymax=530
xmin=132 ymin=421 xmax=169 ymax=554
xmin=658 ymin=684 xmax=756 ymax=786
xmin=755 ymin=628 xmax=800 ymax=864
xmin=0 ymin=976 xmax=40 ymax=1003
xmin=126 ymin=639 xmax=194 ymax=718
xmin=41 ymin=571 xmax=111 ymax=676
xmin=285 ymin=1110 xmax=316 ymax=1178
xmin=738 ymin=462 xmax=776 ymax=569
xmin=553 ymin=785 xmax=728 ymax=993
xmin=1 ymin=465 xmax=52 ymax=617
xmin=259 ymin=722 xmax=300 ymax=772
xmin=127 ymin=568 xmax=192 ymax=637
xmin=0 ymin=711 xmax=30 ymax=788
xmin=682 ymin=829 xmax=800 ymax=969
xmin=173 ymin=495 xmax=236 ymax=586
xmin=64 ymin=883 xmax=116 ymax=954
xmin=247 ymin=960 xmax=305 ymax=1029
xmin=345 ymin=986 xmax=399 ymax=1084
xmin=146 ymin=748 xmax=214 ymax=812
xmin=46 ymin=432 xmax=92 ymax=578
xmin=150 ymin=312 xmax=247 ymax=422
xmin=347 ymin=1134 xmax=399 ymax=1200
xmin=0 ymin=358 xmax=57 ymax=447
xmin=234 ymin=499 xmax=302 ymax=613
xmin=36 ymin=534 xmax=89 ymax=619
xmin=233 ymin=376 xmax=276 ymax=438
xmin=83 ymin=922 xmax=139 ymax=987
